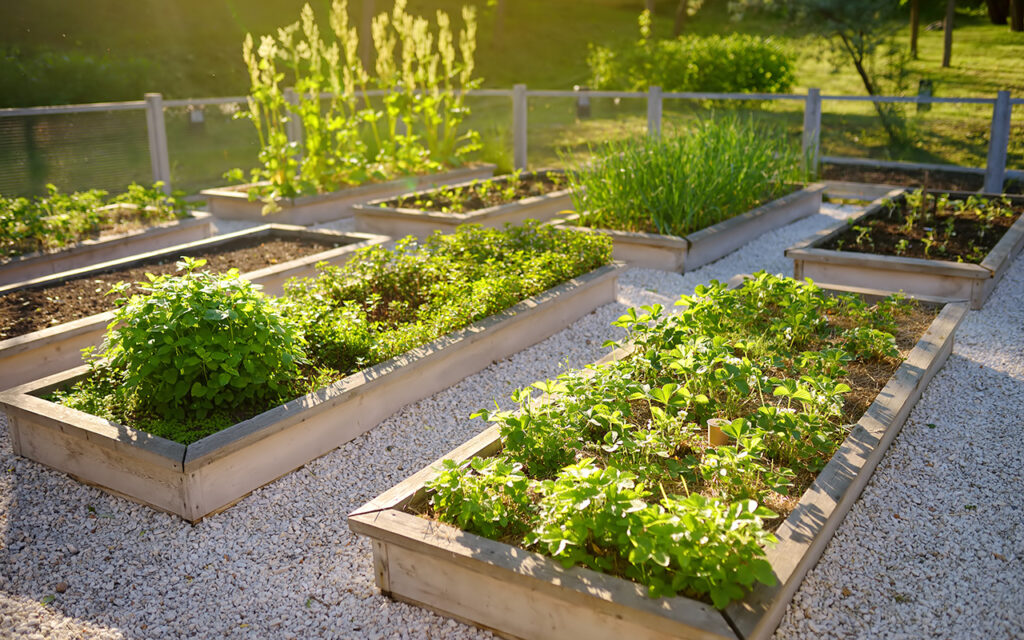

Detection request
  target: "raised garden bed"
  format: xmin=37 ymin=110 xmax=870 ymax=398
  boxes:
xmin=557 ymin=184 xmax=824 ymax=272
xmin=353 ymin=170 xmax=572 ymax=238
xmin=0 ymin=206 xmax=214 ymax=287
xmin=787 ymin=190 xmax=1024 ymax=309
xmin=0 ymin=260 xmax=622 ymax=522
xmin=0 ymin=225 xmax=387 ymax=391
xmin=349 ymin=275 xmax=966 ymax=640
xmin=201 ymin=165 xmax=497 ymax=226
xmin=821 ymin=160 xmax=1024 ymax=201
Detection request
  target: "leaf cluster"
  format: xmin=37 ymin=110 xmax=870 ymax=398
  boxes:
xmin=0 ymin=182 xmax=189 ymax=260
xmin=588 ymin=11 xmax=795 ymax=95
xmin=427 ymin=273 xmax=915 ymax=608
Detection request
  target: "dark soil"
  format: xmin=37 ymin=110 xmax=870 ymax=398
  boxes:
xmin=822 ymin=163 xmax=1024 ymax=195
xmin=384 ymin=172 xmax=566 ymax=213
xmin=0 ymin=236 xmax=341 ymax=340
xmin=823 ymin=194 xmax=1022 ymax=263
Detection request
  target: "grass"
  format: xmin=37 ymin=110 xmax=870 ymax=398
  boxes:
xmin=564 ymin=116 xmax=808 ymax=236
xmin=0 ymin=1 xmax=1020 ymax=196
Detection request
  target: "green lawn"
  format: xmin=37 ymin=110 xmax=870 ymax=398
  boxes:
xmin=1 ymin=1 xmax=1020 ymax=195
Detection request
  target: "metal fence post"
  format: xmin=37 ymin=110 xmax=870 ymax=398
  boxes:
xmin=984 ymin=90 xmax=1011 ymax=193
xmin=144 ymin=93 xmax=172 ymax=193
xmin=647 ymin=86 xmax=662 ymax=138
xmin=802 ymin=88 xmax=822 ymax=176
xmin=513 ymin=84 xmax=528 ymax=171
xmin=284 ymin=87 xmax=304 ymax=155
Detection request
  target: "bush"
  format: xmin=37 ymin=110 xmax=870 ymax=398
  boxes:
xmin=588 ymin=11 xmax=794 ymax=94
xmin=93 ymin=258 xmax=306 ymax=423
xmin=564 ymin=115 xmax=807 ymax=236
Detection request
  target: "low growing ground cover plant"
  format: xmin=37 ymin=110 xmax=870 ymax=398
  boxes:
xmin=564 ymin=116 xmax=807 ymax=237
xmin=53 ymin=222 xmax=611 ymax=444
xmin=380 ymin=170 xmax=567 ymax=214
xmin=424 ymin=273 xmax=929 ymax=609
xmin=588 ymin=11 xmax=794 ymax=95
xmin=228 ymin=0 xmax=481 ymax=208
xmin=0 ymin=182 xmax=189 ymax=261
xmin=825 ymin=190 xmax=1022 ymax=263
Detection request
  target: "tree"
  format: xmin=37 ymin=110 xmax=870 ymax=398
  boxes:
xmin=942 ymin=0 xmax=955 ymax=68
xmin=765 ymin=0 xmax=909 ymax=144
xmin=909 ymin=0 xmax=920 ymax=58
xmin=986 ymin=0 xmax=1009 ymax=24
xmin=1011 ymin=0 xmax=1024 ymax=31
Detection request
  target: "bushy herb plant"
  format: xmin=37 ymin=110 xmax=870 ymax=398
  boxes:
xmin=564 ymin=116 xmax=807 ymax=237
xmin=427 ymin=273 xmax=918 ymax=608
xmin=588 ymin=11 xmax=794 ymax=95
xmin=54 ymin=223 xmax=611 ymax=444
xmin=382 ymin=170 xmax=567 ymax=214
xmin=55 ymin=258 xmax=307 ymax=440
xmin=229 ymin=0 xmax=481 ymax=207
xmin=0 ymin=182 xmax=189 ymax=260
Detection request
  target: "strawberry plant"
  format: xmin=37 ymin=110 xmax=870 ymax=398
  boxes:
xmin=427 ymin=273 xmax=922 ymax=608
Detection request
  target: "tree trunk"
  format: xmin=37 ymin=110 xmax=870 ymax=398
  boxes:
xmin=838 ymin=33 xmax=903 ymax=144
xmin=942 ymin=0 xmax=955 ymax=68
xmin=985 ymin=0 xmax=1009 ymax=24
xmin=1011 ymin=0 xmax=1024 ymax=31
xmin=674 ymin=0 xmax=689 ymax=36
xmin=910 ymin=0 xmax=920 ymax=58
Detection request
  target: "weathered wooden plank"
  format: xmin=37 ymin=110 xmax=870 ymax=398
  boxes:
xmin=352 ymin=510 xmax=737 ymax=640
xmin=201 ymin=165 xmax=496 ymax=224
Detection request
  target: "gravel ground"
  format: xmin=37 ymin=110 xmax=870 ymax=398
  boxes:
xmin=2 ymin=202 xmax=1021 ymax=639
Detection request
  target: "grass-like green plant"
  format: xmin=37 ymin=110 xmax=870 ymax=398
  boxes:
xmin=228 ymin=0 xmax=481 ymax=208
xmin=54 ymin=222 xmax=612 ymax=444
xmin=563 ymin=116 xmax=808 ymax=237
xmin=426 ymin=273 xmax=919 ymax=608
xmin=0 ymin=182 xmax=189 ymax=260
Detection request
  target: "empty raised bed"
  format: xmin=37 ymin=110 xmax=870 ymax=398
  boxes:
xmin=1 ymin=224 xmax=621 ymax=522
xmin=787 ymin=190 xmax=1024 ymax=309
xmin=350 ymin=274 xmax=966 ymax=640
xmin=353 ymin=170 xmax=573 ymax=238
xmin=0 ymin=225 xmax=387 ymax=390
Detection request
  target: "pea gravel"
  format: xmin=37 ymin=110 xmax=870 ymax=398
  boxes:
xmin=2 ymin=202 xmax=1022 ymax=639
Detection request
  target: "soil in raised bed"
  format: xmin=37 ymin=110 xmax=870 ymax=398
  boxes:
xmin=0 ymin=236 xmax=343 ymax=340
xmin=822 ymin=164 xmax=1024 ymax=195
xmin=823 ymin=195 xmax=1022 ymax=263
xmin=381 ymin=172 xmax=566 ymax=213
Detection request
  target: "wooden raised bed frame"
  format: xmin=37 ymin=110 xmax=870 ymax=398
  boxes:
xmin=0 ymin=225 xmax=388 ymax=391
xmin=553 ymin=184 xmax=824 ymax=273
xmin=201 ymin=164 xmax=496 ymax=226
xmin=0 ymin=207 xmax=214 ymax=287
xmin=349 ymin=284 xmax=966 ymax=640
xmin=786 ymin=190 xmax=1024 ymax=310
xmin=352 ymin=171 xmax=573 ymax=239
xmin=0 ymin=263 xmax=622 ymax=522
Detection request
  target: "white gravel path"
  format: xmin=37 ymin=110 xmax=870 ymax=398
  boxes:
xmin=2 ymin=202 xmax=1022 ymax=639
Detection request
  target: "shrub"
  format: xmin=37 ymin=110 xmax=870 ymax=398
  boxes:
xmin=91 ymin=258 xmax=306 ymax=423
xmin=564 ymin=115 xmax=807 ymax=236
xmin=0 ymin=47 xmax=154 ymax=108
xmin=588 ymin=11 xmax=794 ymax=95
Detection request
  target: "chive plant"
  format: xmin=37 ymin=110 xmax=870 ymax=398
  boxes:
xmin=564 ymin=116 xmax=808 ymax=237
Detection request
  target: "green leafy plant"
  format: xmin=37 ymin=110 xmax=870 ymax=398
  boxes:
xmin=564 ymin=116 xmax=807 ymax=237
xmin=426 ymin=273 xmax=920 ymax=608
xmin=0 ymin=182 xmax=188 ymax=260
xmin=84 ymin=258 xmax=306 ymax=423
xmin=230 ymin=0 xmax=481 ymax=207
xmin=588 ymin=11 xmax=795 ymax=95
xmin=382 ymin=170 xmax=565 ymax=214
